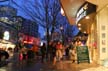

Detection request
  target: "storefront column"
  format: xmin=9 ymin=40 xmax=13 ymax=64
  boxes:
xmin=97 ymin=6 xmax=108 ymax=66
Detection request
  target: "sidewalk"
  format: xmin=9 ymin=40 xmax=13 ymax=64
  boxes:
xmin=62 ymin=61 xmax=108 ymax=71
xmin=80 ymin=66 xmax=108 ymax=71
xmin=1 ymin=54 xmax=108 ymax=71
xmin=51 ymin=61 xmax=99 ymax=71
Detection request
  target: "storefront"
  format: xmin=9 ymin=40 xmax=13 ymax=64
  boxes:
xmin=76 ymin=1 xmax=97 ymax=63
xmin=96 ymin=4 xmax=108 ymax=66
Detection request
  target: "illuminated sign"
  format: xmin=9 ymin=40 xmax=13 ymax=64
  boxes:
xmin=76 ymin=2 xmax=96 ymax=24
xmin=76 ymin=7 xmax=86 ymax=24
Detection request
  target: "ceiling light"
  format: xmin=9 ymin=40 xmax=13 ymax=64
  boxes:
xmin=78 ymin=23 xmax=81 ymax=26
xmin=78 ymin=27 xmax=81 ymax=30
xmin=84 ymin=31 xmax=86 ymax=33
xmin=83 ymin=4 xmax=88 ymax=10
xmin=85 ymin=16 xmax=90 ymax=19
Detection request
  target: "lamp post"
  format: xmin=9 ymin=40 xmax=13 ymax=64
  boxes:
xmin=61 ymin=7 xmax=65 ymax=16
xmin=60 ymin=26 xmax=64 ymax=44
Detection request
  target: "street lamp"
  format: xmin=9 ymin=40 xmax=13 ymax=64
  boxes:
xmin=60 ymin=26 xmax=64 ymax=44
xmin=60 ymin=26 xmax=63 ymax=30
xmin=61 ymin=7 xmax=65 ymax=16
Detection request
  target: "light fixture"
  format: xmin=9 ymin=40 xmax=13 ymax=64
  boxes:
xmin=78 ymin=23 xmax=81 ymax=26
xmin=60 ymin=26 xmax=63 ymax=30
xmin=84 ymin=31 xmax=86 ymax=33
xmin=61 ymin=7 xmax=65 ymax=16
xmin=83 ymin=3 xmax=88 ymax=10
xmin=78 ymin=27 xmax=81 ymax=30
xmin=85 ymin=16 xmax=90 ymax=19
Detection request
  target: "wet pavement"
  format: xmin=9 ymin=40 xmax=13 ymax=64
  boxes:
xmin=0 ymin=58 xmax=101 ymax=71
xmin=0 ymin=53 xmax=107 ymax=71
xmin=80 ymin=66 xmax=108 ymax=71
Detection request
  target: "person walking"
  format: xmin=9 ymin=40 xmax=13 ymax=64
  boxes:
xmin=69 ymin=47 xmax=76 ymax=63
xmin=56 ymin=41 xmax=63 ymax=61
xmin=40 ymin=43 xmax=46 ymax=63
xmin=53 ymin=41 xmax=63 ymax=65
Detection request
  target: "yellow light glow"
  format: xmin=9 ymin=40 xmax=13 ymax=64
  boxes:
xmin=78 ymin=23 xmax=81 ymax=26
xmin=85 ymin=16 xmax=90 ymax=19
xmin=84 ymin=31 xmax=86 ymax=33
xmin=79 ymin=27 xmax=81 ymax=30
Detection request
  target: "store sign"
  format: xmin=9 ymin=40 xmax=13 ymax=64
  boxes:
xmin=76 ymin=7 xmax=86 ymax=24
xmin=23 ymin=35 xmax=34 ymax=44
xmin=22 ymin=34 xmax=40 ymax=46
xmin=76 ymin=2 xmax=96 ymax=24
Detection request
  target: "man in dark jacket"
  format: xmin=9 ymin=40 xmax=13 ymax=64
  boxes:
xmin=40 ymin=43 xmax=46 ymax=63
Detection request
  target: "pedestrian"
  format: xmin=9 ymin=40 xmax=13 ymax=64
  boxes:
xmin=47 ymin=41 xmax=53 ymax=61
xmin=56 ymin=41 xmax=63 ymax=61
xmin=40 ymin=43 xmax=46 ymax=63
xmin=31 ymin=45 xmax=39 ymax=59
xmin=52 ymin=42 xmax=57 ymax=65
xmin=69 ymin=47 xmax=76 ymax=63
xmin=65 ymin=45 xmax=70 ymax=60
xmin=20 ymin=47 xmax=27 ymax=60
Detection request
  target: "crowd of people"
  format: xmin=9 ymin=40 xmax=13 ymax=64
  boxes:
xmin=14 ymin=39 xmax=85 ymax=65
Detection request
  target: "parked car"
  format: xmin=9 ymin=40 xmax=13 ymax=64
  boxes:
xmin=0 ymin=50 xmax=9 ymax=62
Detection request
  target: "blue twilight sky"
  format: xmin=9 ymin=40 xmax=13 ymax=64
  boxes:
xmin=0 ymin=0 xmax=79 ymax=38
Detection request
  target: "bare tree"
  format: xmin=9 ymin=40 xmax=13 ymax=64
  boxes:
xmin=11 ymin=0 xmax=61 ymax=37
xmin=10 ymin=0 xmax=62 ymax=51
xmin=49 ymin=0 xmax=61 ymax=37
xmin=1 ymin=0 xmax=79 ymax=45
